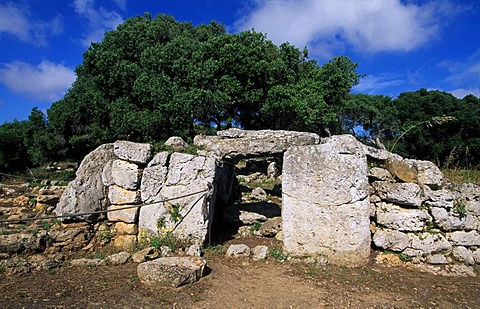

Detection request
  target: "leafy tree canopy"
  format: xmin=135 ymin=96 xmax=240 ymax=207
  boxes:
xmin=46 ymin=13 xmax=361 ymax=159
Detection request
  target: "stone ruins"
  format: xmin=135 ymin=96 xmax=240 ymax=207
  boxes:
xmin=2 ymin=129 xmax=480 ymax=281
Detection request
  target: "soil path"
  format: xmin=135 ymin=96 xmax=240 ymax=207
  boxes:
xmin=1 ymin=251 xmax=479 ymax=308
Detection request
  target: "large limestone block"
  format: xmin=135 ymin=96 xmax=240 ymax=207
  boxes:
xmin=140 ymin=152 xmax=170 ymax=202
xmin=447 ymin=231 xmax=480 ymax=246
xmin=109 ymin=160 xmax=141 ymax=190
xmin=431 ymin=207 xmax=477 ymax=231
xmin=409 ymin=233 xmax=452 ymax=255
xmin=282 ymin=135 xmax=371 ymax=267
xmin=108 ymin=185 xmax=141 ymax=205
xmin=371 ymin=181 xmax=424 ymax=207
xmin=137 ymin=257 xmax=206 ymax=287
xmin=376 ymin=202 xmax=431 ymax=232
xmin=56 ymin=144 xmax=116 ymax=221
xmin=138 ymin=153 xmax=217 ymax=243
xmin=386 ymin=157 xmax=443 ymax=189
xmin=107 ymin=205 xmax=139 ymax=223
xmin=113 ymin=140 xmax=153 ymax=164
xmin=372 ymin=229 xmax=409 ymax=252
xmin=193 ymin=128 xmax=320 ymax=158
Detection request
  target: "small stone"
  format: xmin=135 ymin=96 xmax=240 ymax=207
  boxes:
xmin=252 ymin=245 xmax=269 ymax=261
xmin=267 ymin=162 xmax=279 ymax=178
xmin=106 ymin=251 xmax=131 ymax=265
xmin=164 ymin=136 xmax=188 ymax=150
xmin=426 ymin=254 xmax=449 ymax=265
xmin=226 ymin=244 xmax=251 ymax=258
xmin=251 ymin=187 xmax=267 ymax=201
xmin=132 ymin=247 xmax=157 ymax=263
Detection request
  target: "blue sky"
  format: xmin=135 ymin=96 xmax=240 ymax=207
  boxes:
xmin=0 ymin=0 xmax=479 ymax=124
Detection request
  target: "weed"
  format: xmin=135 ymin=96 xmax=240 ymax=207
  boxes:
xmin=453 ymin=197 xmax=467 ymax=216
xmin=0 ymin=264 xmax=6 ymax=274
xmin=94 ymin=251 xmax=105 ymax=259
xmin=269 ymin=247 xmax=288 ymax=262
xmin=203 ymin=244 xmax=223 ymax=255
xmin=129 ymin=274 xmax=138 ymax=282
xmin=156 ymin=216 xmax=166 ymax=230
xmin=169 ymin=203 xmax=182 ymax=223
xmin=42 ymin=221 xmax=53 ymax=231
xmin=424 ymin=221 xmax=438 ymax=235
xmin=138 ymin=229 xmax=188 ymax=252
xmin=97 ymin=230 xmax=113 ymax=244
xmin=249 ymin=221 xmax=263 ymax=235
xmin=237 ymin=177 xmax=246 ymax=183
xmin=28 ymin=198 xmax=37 ymax=207
xmin=30 ymin=228 xmax=39 ymax=236
xmin=397 ymin=253 xmax=414 ymax=262
xmin=418 ymin=203 xmax=431 ymax=211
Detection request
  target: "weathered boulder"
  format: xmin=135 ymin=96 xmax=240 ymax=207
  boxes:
xmin=408 ymin=233 xmax=452 ymax=255
xmin=447 ymin=230 xmax=480 ymax=246
xmin=226 ymin=244 xmax=251 ymax=258
xmin=267 ymin=161 xmax=279 ymax=178
xmin=113 ymin=140 xmax=153 ymax=164
xmin=137 ymin=256 xmax=206 ymax=287
xmin=368 ymin=167 xmax=394 ymax=182
xmin=132 ymin=247 xmax=159 ymax=263
xmin=256 ymin=217 xmax=282 ymax=237
xmin=193 ymin=128 xmax=320 ymax=158
xmin=108 ymin=160 xmax=141 ymax=190
xmin=164 ymin=136 xmax=188 ymax=150
xmin=0 ymin=233 xmax=46 ymax=253
xmin=252 ymin=245 xmax=269 ymax=261
xmin=282 ymin=135 xmax=370 ymax=267
xmin=376 ymin=202 xmax=431 ymax=232
xmin=453 ymin=246 xmax=475 ymax=265
xmin=55 ymin=144 xmax=116 ymax=221
xmin=251 ymin=187 xmax=267 ymax=201
xmin=386 ymin=157 xmax=443 ymax=189
xmin=430 ymin=207 xmax=477 ymax=231
xmin=372 ymin=229 xmax=409 ymax=252
xmin=138 ymin=153 xmax=216 ymax=243
xmin=106 ymin=251 xmax=131 ymax=265
xmin=108 ymin=185 xmax=141 ymax=205
xmin=371 ymin=181 xmax=425 ymax=207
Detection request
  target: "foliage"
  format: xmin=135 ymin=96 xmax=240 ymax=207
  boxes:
xmin=269 ymin=247 xmax=288 ymax=261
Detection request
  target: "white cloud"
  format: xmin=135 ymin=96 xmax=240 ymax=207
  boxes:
xmin=237 ymin=0 xmax=459 ymax=56
xmin=353 ymin=73 xmax=405 ymax=95
xmin=438 ymin=50 xmax=480 ymax=98
xmin=72 ymin=0 xmax=124 ymax=47
xmin=0 ymin=61 xmax=76 ymax=102
xmin=0 ymin=2 xmax=63 ymax=46
xmin=449 ymin=88 xmax=480 ymax=99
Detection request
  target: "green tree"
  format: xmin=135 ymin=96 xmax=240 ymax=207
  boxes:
xmin=0 ymin=120 xmax=29 ymax=173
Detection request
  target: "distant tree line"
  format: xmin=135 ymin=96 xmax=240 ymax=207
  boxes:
xmin=0 ymin=13 xmax=478 ymax=173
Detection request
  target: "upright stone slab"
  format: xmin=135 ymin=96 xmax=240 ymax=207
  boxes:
xmin=138 ymin=152 xmax=217 ymax=243
xmin=282 ymin=135 xmax=370 ymax=267
xmin=55 ymin=144 xmax=116 ymax=221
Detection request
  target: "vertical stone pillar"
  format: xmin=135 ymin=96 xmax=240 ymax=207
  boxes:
xmin=282 ymin=135 xmax=370 ymax=267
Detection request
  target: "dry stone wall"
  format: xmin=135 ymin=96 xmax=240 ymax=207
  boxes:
xmin=50 ymin=131 xmax=480 ymax=272
xmin=55 ymin=140 xmax=222 ymax=247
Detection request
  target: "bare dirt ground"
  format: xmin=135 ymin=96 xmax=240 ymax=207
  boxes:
xmin=1 ymin=237 xmax=479 ymax=309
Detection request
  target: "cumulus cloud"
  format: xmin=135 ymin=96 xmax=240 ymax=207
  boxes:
xmin=237 ymin=0 xmax=459 ymax=56
xmin=0 ymin=2 xmax=63 ymax=46
xmin=72 ymin=0 xmax=124 ymax=46
xmin=0 ymin=61 xmax=76 ymax=102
